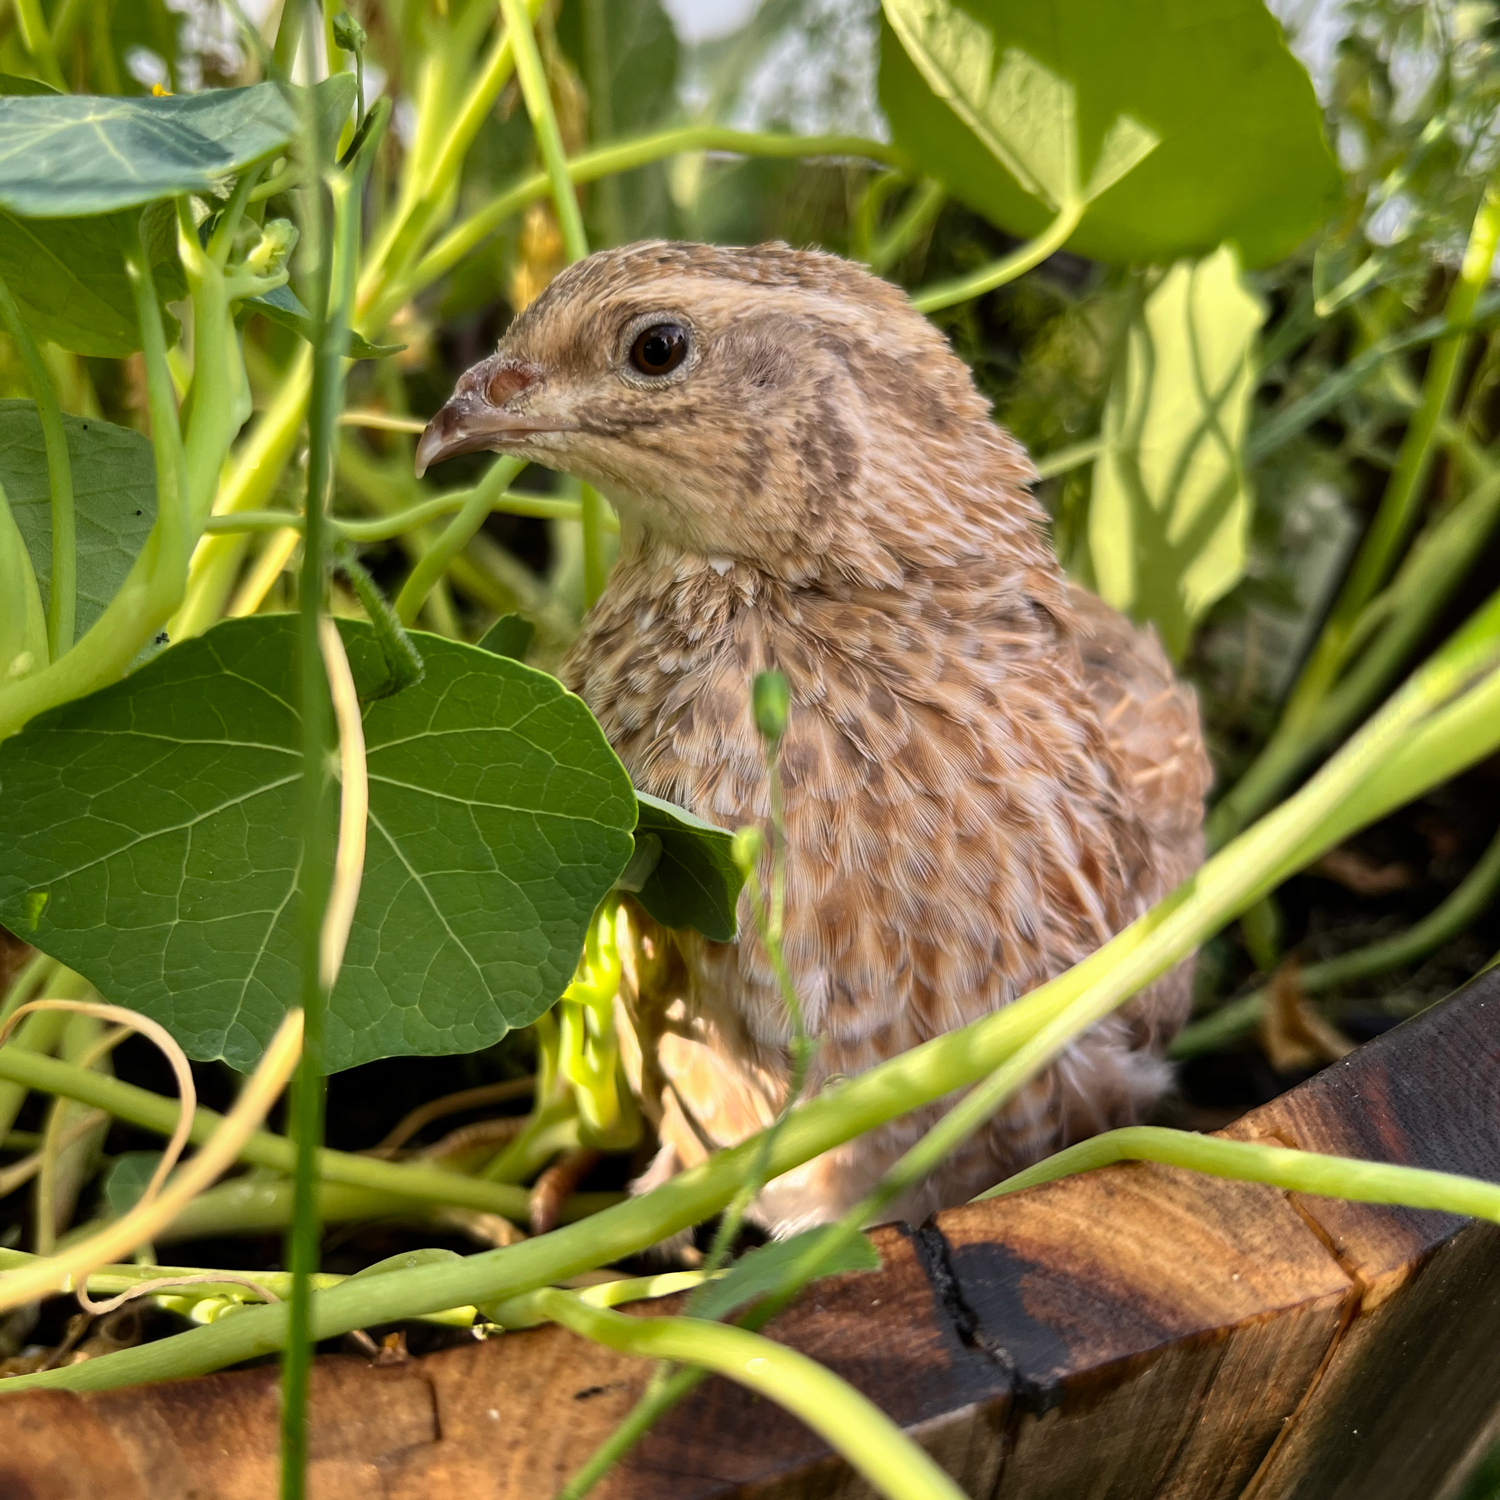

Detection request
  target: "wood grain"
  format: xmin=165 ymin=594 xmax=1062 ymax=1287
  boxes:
xmin=1226 ymin=974 xmax=1500 ymax=1500
xmin=3 ymin=970 xmax=1500 ymax=1499
xmin=936 ymin=1159 xmax=1352 ymax=1500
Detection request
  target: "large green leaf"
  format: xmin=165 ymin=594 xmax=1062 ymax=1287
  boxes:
xmin=0 ymin=77 xmax=354 ymax=218
xmin=0 ymin=617 xmax=638 ymax=1072
xmin=1 ymin=400 xmax=156 ymax=639
xmin=0 ymin=203 xmax=185 ymax=357
xmin=1086 ymin=246 xmax=1265 ymax=657
xmin=631 ymin=792 xmax=742 ymax=943
xmin=879 ymin=0 xmax=1340 ymax=268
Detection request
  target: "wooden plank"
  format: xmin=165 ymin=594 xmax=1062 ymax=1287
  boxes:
xmin=1225 ymin=971 xmax=1500 ymax=1500
xmin=603 ymin=1222 xmax=1010 ymax=1500
xmin=4 ymin=971 xmax=1500 ymax=1498
xmin=0 ymin=1223 xmax=1009 ymax=1500
xmin=933 ymin=1159 xmax=1353 ymax=1500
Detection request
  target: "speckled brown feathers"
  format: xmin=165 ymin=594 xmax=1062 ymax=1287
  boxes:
xmin=420 ymin=240 xmax=1212 ymax=1232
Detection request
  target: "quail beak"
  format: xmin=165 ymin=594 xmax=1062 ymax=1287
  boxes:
xmin=413 ymin=355 xmax=574 ymax=477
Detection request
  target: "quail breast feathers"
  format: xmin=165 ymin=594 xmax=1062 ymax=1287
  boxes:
xmin=417 ymin=241 xmax=1212 ymax=1234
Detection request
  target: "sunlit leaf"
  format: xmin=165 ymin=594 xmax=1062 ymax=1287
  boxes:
xmin=880 ymin=0 xmax=1339 ymax=267
xmin=884 ymin=1 xmax=1080 ymax=210
xmin=1086 ymin=245 xmax=1265 ymax=657
xmin=1 ymin=401 xmax=156 ymax=639
xmin=0 ymin=617 xmax=638 ymax=1072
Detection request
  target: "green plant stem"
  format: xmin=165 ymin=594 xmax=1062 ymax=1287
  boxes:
xmin=1210 ymin=465 xmax=1500 ymax=843
xmin=203 ymin=490 xmax=591 ymax=538
xmin=532 ymin=1291 xmax=966 ymax=1500
xmin=0 ymin=222 xmax=187 ymax=739
xmin=12 ymin=600 xmax=1500 ymax=1397
xmin=0 ymin=952 xmax=54 ymax=1031
xmin=394 ymin=456 xmax=526 ymax=623
xmin=1332 ymin=179 xmax=1500 ymax=636
xmin=1216 ymin=181 xmax=1500 ymax=844
xmin=171 ymin=348 xmax=313 ymax=641
xmin=0 ymin=473 xmax=48 ymax=680
xmin=0 ymin=1010 xmax=69 ymax=1146
xmin=581 ymin=486 xmax=611 ymax=606
xmin=496 ymin=0 xmax=614 ymax=604
xmin=0 ymin=270 xmax=74 ymax=659
xmin=0 ymin=1044 xmax=564 ymax=1221
xmin=282 ymin=90 xmax=385 ymax=1500
xmin=1172 ymin=815 xmax=1500 ymax=1056
xmin=869 ymin=178 xmax=945 ymax=275
xmin=1034 ymin=436 xmax=1104 ymax=481
xmin=123 ymin=1174 xmax=615 ymax=1243
xmin=357 ymin=0 xmax=541 ymax=302
xmin=500 ymin=0 xmax=587 ymax=263
xmin=1245 ymin=292 xmax=1500 ymax=464
xmin=14 ymin=0 xmax=66 ymax=89
xmin=381 ymin=127 xmax=906 ymax=326
xmin=911 ymin=204 xmax=1084 ymax=314
xmin=270 ymin=0 xmax=306 ymax=78
xmin=978 ymin=1125 xmax=1500 ymax=1218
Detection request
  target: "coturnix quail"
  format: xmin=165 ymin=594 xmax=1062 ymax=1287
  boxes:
xmin=416 ymin=241 xmax=1212 ymax=1234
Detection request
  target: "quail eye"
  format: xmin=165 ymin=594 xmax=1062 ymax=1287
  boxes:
xmin=629 ymin=322 xmax=689 ymax=376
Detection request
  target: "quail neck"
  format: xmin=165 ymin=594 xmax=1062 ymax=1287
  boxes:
xmin=418 ymin=241 xmax=1212 ymax=1233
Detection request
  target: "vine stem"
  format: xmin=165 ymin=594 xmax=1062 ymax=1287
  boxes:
xmin=1214 ymin=178 xmax=1500 ymax=842
xmin=0 ymin=1011 xmax=303 ymax=1314
xmin=394 ymin=456 xmax=526 ymax=623
xmin=279 ymin=86 xmax=387 ymax=1500
xmin=533 ymin=1291 xmax=967 ymax=1500
xmin=496 ymin=0 xmax=613 ymax=605
xmin=911 ymin=202 xmax=1083 ymax=313
xmin=1171 ymin=814 xmax=1500 ymax=1056
xmin=978 ymin=1125 xmax=1500 ymax=1216
xmin=204 ymin=489 xmax=592 ymax=538
xmin=0 ymin=269 xmax=74 ymax=658
xmin=381 ymin=125 xmax=908 ymax=326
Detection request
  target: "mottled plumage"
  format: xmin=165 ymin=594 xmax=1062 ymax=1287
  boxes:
xmin=417 ymin=241 xmax=1211 ymax=1233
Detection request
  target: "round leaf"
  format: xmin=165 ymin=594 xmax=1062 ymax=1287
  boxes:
xmin=879 ymin=0 xmax=1341 ymax=268
xmin=0 ymin=617 xmax=637 ymax=1072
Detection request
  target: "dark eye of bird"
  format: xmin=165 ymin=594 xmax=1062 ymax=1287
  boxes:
xmin=629 ymin=322 xmax=689 ymax=376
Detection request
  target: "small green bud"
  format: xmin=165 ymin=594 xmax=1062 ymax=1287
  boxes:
xmin=752 ymin=670 xmax=789 ymax=742
xmin=731 ymin=826 xmax=765 ymax=877
xmin=332 ymin=12 xmax=367 ymax=53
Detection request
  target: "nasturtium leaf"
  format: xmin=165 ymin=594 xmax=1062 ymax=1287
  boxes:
xmin=1 ymin=401 xmax=156 ymax=639
xmin=1086 ymin=245 xmax=1265 ymax=658
xmin=0 ymin=616 xmax=638 ymax=1072
xmin=879 ymin=0 xmax=1340 ymax=268
xmin=690 ymin=1228 xmax=881 ymax=1322
xmin=245 ymin=281 xmax=405 ymax=359
xmin=0 ymin=205 xmax=185 ymax=357
xmin=631 ymin=792 xmax=742 ymax=943
xmin=476 ymin=612 xmax=535 ymax=662
xmin=0 ymin=77 xmax=351 ymax=218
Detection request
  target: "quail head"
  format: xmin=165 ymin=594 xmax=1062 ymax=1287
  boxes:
xmin=417 ymin=241 xmax=1212 ymax=1235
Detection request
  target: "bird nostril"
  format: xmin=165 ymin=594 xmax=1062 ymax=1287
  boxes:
xmin=485 ymin=361 xmax=535 ymax=407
